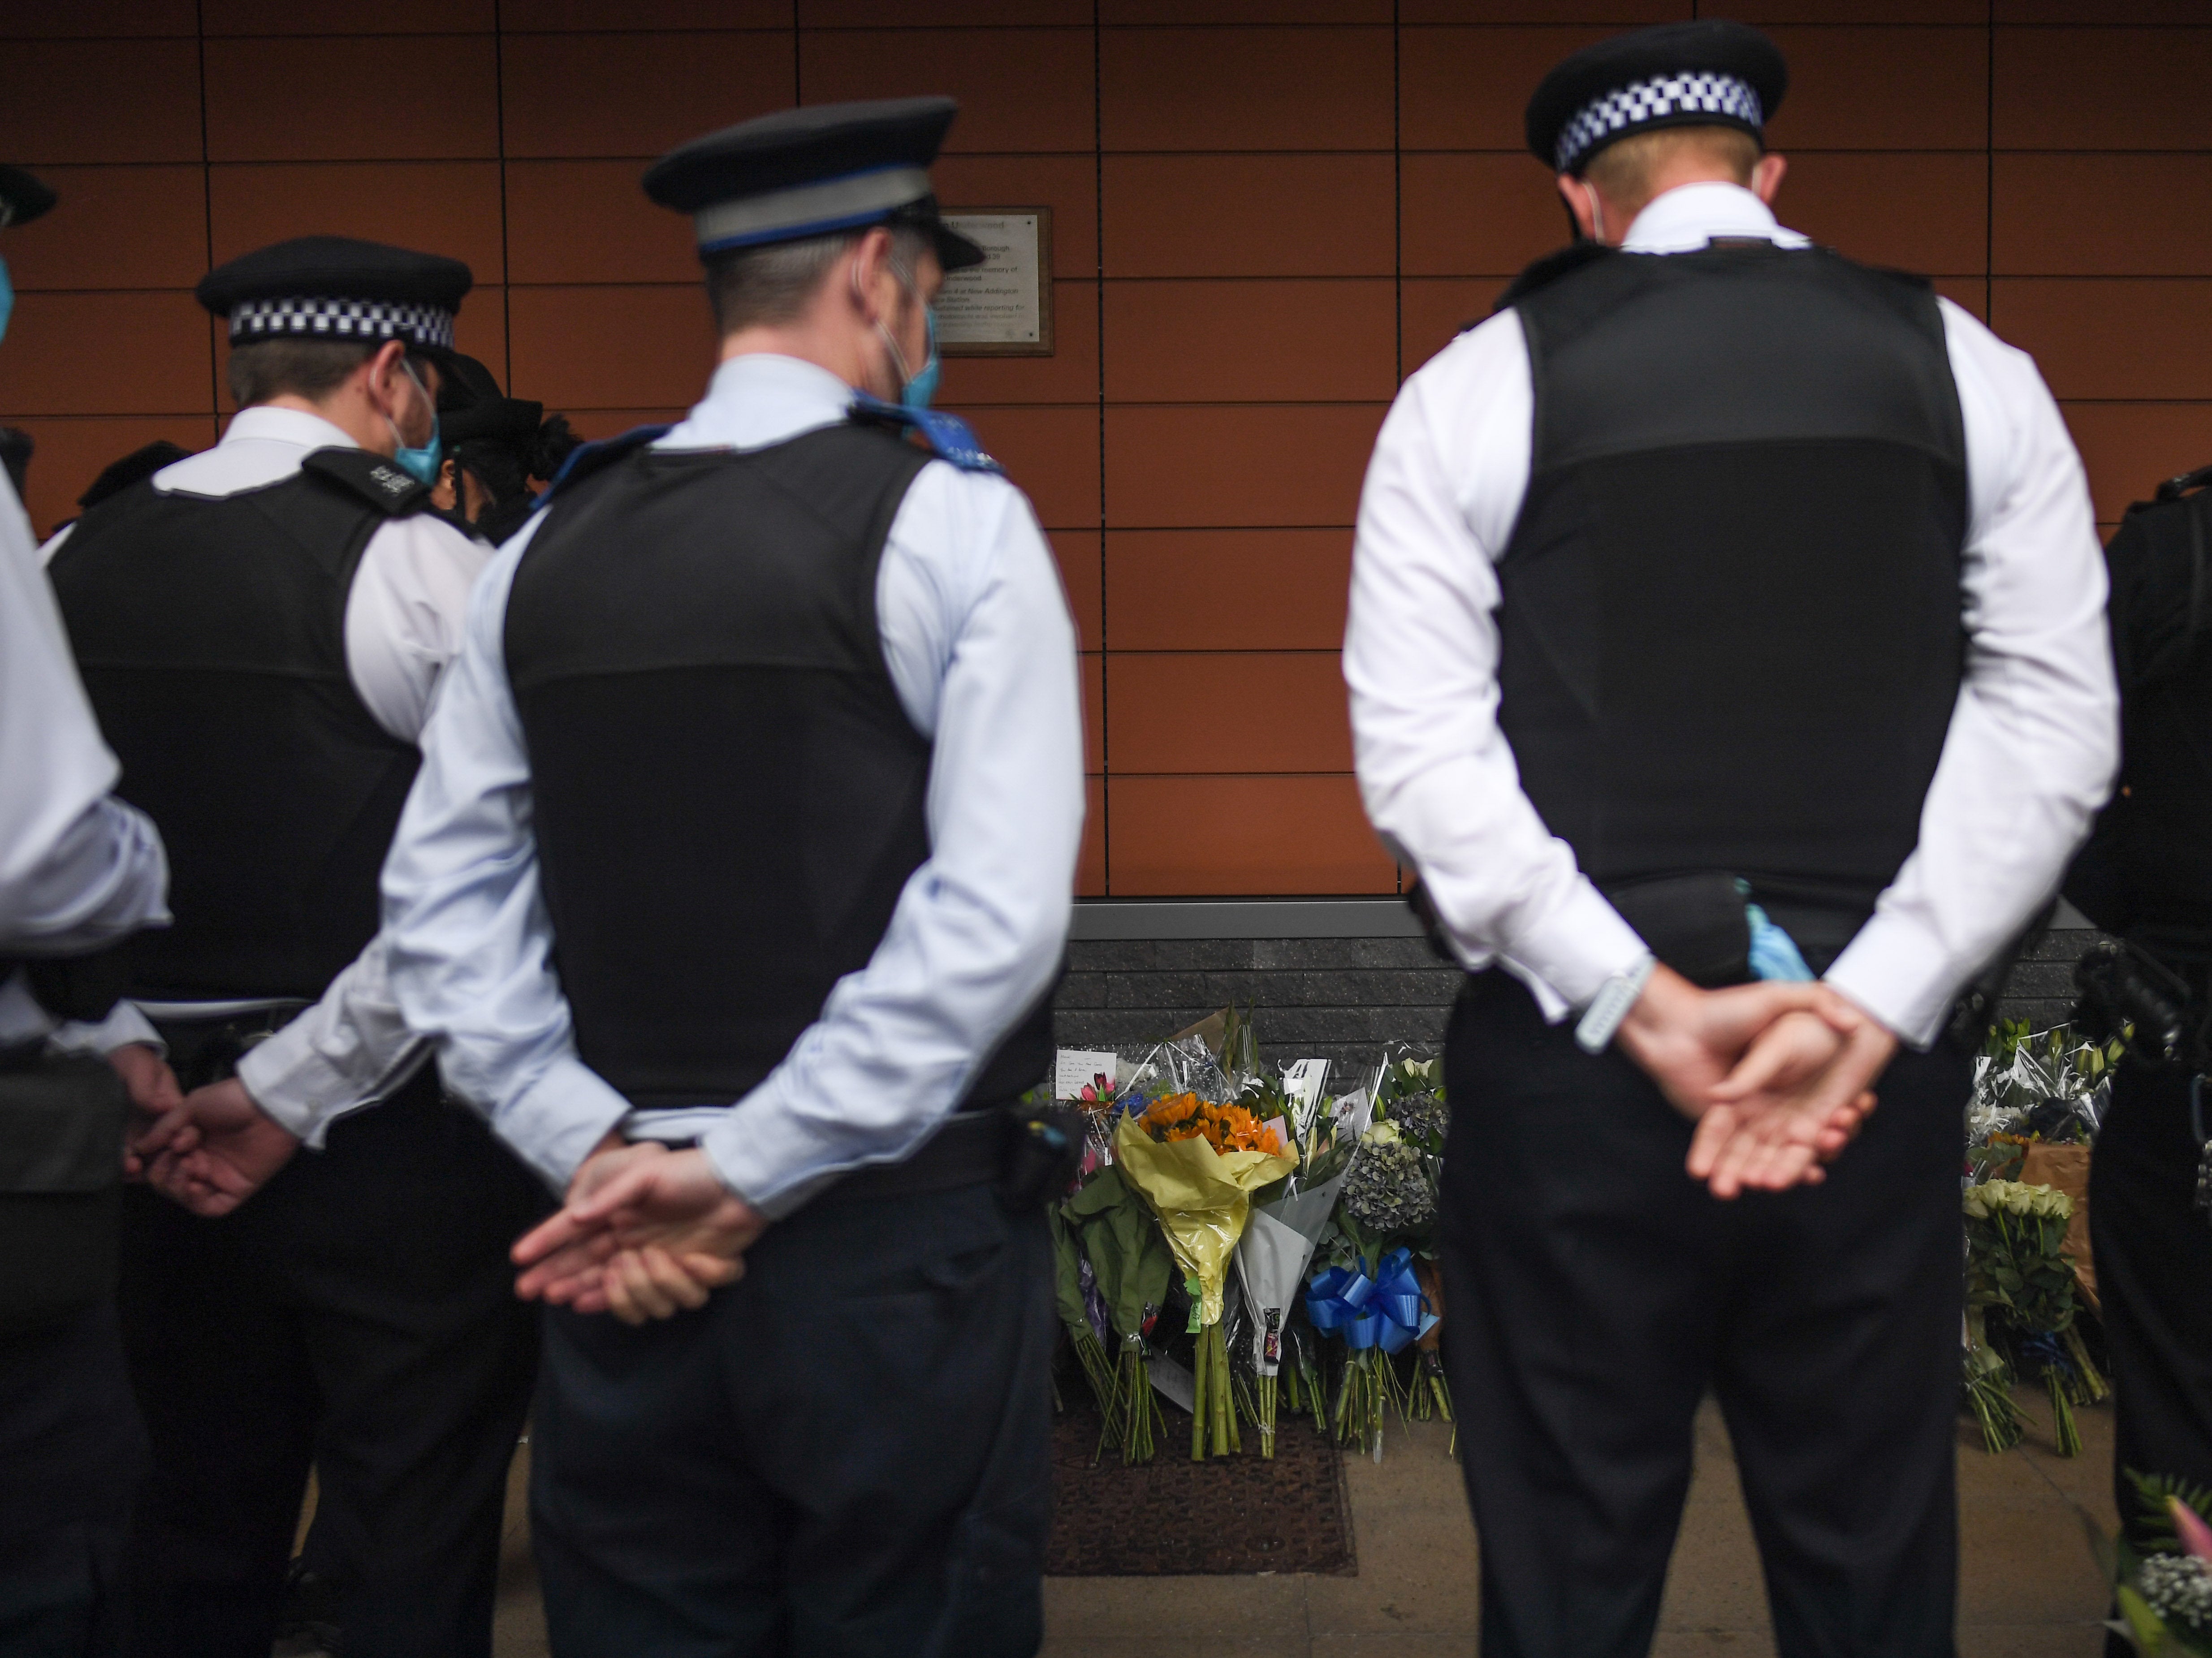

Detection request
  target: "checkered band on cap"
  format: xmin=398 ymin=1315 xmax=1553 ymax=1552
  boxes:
xmin=227 ymin=295 xmax=456 ymax=350
xmin=1554 ymin=71 xmax=1763 ymax=173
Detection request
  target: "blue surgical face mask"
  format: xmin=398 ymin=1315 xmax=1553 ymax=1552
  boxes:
xmin=388 ymin=357 xmax=443 ymax=485
xmin=873 ymin=292 xmax=941 ymax=412
xmin=902 ymin=307 xmax=940 ymax=411
xmin=0 ymin=257 xmax=14 ymax=345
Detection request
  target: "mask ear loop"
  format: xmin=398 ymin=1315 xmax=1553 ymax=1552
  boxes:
xmin=856 ymin=243 xmax=918 ymax=395
xmin=390 ymin=354 xmax=432 ymax=447
xmin=1584 ymin=182 xmax=1606 ymax=244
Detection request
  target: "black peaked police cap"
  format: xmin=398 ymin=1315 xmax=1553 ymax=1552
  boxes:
xmin=196 ymin=236 xmax=473 ymax=358
xmin=645 ymin=96 xmax=986 ymax=272
xmin=1526 ymin=20 xmax=1788 ymax=178
xmin=0 ymin=165 xmax=58 ymax=229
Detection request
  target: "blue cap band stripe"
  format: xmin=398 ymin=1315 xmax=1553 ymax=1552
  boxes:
xmin=691 ymin=162 xmax=932 ymax=255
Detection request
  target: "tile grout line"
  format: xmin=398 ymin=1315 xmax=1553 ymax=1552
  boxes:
xmin=494 ymin=0 xmax=511 ymax=385
xmin=195 ymin=0 xmax=216 ymax=434
xmin=1986 ymin=0 xmax=1996 ymax=325
xmin=1094 ymin=0 xmax=1111 ymax=900
xmin=1391 ymin=0 xmax=1404 ymax=902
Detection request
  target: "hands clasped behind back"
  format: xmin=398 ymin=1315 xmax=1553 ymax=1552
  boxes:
xmin=1615 ymin=963 xmax=1896 ymax=1200
xmin=126 ymin=1074 xmax=301 ymax=1217
xmin=512 ymin=1138 xmax=767 ymax=1326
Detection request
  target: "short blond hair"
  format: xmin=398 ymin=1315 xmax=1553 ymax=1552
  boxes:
xmin=1582 ymin=125 xmax=1762 ymax=217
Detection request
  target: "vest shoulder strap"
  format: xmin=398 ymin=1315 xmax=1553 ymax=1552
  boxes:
xmin=847 ymin=396 xmax=1002 ymax=474
xmin=536 ymin=424 xmax=674 ymax=506
xmin=1493 ymin=242 xmax=1617 ymax=316
xmin=299 ymin=447 xmax=434 ymax=517
xmin=2158 ymin=463 xmax=2212 ymax=505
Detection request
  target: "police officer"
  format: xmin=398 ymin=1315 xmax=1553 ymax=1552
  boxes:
xmin=382 ymin=97 xmax=1084 ymax=1654
xmin=427 ymin=351 xmax=578 ymax=544
xmin=43 ymin=237 xmax=546 ymax=1657
xmin=1345 ymin=22 xmax=2118 ymax=1655
xmin=2064 ymin=464 xmax=2212 ymax=1610
xmin=0 ymin=162 xmax=174 ymax=1652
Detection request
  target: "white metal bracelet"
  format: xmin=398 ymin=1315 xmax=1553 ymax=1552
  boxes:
xmin=1574 ymin=952 xmax=1657 ymax=1054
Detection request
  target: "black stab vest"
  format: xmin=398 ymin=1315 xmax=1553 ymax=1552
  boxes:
xmin=503 ymin=423 xmax=1057 ymax=1114
xmin=2069 ymin=480 xmax=2212 ymax=964
xmin=1499 ymin=244 xmax=1970 ymax=964
xmin=48 ymin=455 xmax=427 ymax=1001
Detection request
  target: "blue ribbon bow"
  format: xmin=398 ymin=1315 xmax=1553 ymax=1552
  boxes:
xmin=1305 ymin=1247 xmax=1439 ymax=1356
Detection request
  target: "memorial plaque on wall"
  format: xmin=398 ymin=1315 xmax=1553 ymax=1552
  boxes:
xmin=938 ymin=211 xmax=1052 ymax=356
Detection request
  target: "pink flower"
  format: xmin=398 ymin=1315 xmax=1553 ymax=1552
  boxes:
xmin=2169 ymin=1495 xmax=2212 ymax=1564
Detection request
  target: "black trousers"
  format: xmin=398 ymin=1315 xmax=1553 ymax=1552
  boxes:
xmin=117 ymin=1057 xmax=548 ymax=1658
xmin=530 ymin=1179 xmax=1055 ymax=1658
xmin=1439 ymin=974 xmax=1970 ymax=1658
xmin=0 ymin=1303 xmax=146 ymax=1656
xmin=2092 ymin=1064 xmax=2212 ymax=1574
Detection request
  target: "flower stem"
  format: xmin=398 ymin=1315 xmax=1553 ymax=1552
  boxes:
xmin=2048 ymin=1368 xmax=2082 ymax=1457
xmin=1191 ymin=1318 xmax=1210 ymax=1463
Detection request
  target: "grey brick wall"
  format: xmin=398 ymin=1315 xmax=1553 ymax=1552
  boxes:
xmin=1048 ymin=928 xmax=2108 ymax=1071
xmin=1052 ymin=936 xmax=1462 ymax=1072
xmin=2004 ymin=927 xmax=2103 ymax=1033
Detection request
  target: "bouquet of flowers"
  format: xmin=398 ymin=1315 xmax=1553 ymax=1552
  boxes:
xmin=1115 ymin=1096 xmax=1296 ymax=1460
xmin=2109 ymin=1476 xmax=2212 ymax=1654
xmin=1968 ymin=1020 xmax=2117 ymax=1162
xmin=1232 ymin=1061 xmax=1350 ymax=1458
xmin=1309 ymin=1075 xmax=1447 ymax=1460
xmin=1048 ymin=1203 xmax=1116 ymax=1426
xmin=1963 ymin=1178 xmax=2107 ymax=1455
xmin=1063 ymin=1164 xmax=1177 ymax=1462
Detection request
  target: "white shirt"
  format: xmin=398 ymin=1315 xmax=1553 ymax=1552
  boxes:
xmin=0 ymin=471 xmax=171 ymax=1049
xmin=39 ymin=406 xmax=492 ymax=1140
xmin=383 ymin=354 xmax=1087 ymax=1211
xmin=1344 ymin=182 xmax=2119 ymax=1049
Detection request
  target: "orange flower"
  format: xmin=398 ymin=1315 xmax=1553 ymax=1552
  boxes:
xmin=1135 ymin=1091 xmax=1285 ymax=1155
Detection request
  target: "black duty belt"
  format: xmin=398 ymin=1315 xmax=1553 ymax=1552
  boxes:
xmin=646 ymin=1106 xmax=1011 ymax=1207
xmin=816 ymin=1108 xmax=1010 ymax=1206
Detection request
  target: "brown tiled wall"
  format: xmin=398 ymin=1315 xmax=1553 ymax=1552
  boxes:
xmin=3 ymin=2 xmax=2207 ymax=898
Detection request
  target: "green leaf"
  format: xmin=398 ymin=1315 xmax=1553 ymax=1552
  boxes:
xmin=2117 ymin=1584 xmax=2166 ymax=1650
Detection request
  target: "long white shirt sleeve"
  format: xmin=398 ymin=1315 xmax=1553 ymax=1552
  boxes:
xmin=1345 ymin=181 xmax=2117 ymax=1049
xmin=39 ymin=407 xmax=492 ymax=1141
xmin=383 ymin=354 xmax=1087 ymax=1209
xmin=0 ymin=473 xmax=168 ymax=957
xmin=0 ymin=471 xmax=171 ymax=1049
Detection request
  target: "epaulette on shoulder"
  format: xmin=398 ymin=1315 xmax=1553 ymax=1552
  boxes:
xmin=1491 ymin=242 xmax=1618 ymax=315
xmin=2157 ymin=464 xmax=2212 ymax=505
xmin=847 ymin=395 xmax=1003 ymax=474
xmin=300 ymin=447 xmax=432 ymax=516
xmin=536 ymin=423 xmax=674 ymax=507
xmin=1856 ymin=258 xmax=1936 ymax=294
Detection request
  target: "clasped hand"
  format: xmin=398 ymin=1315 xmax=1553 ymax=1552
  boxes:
xmin=511 ymin=1138 xmax=767 ymax=1326
xmin=116 ymin=1055 xmax=301 ymax=1217
xmin=1615 ymin=965 xmax=1898 ymax=1198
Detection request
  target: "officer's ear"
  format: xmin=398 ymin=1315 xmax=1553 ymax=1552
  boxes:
xmin=359 ymin=339 xmax=412 ymax=417
xmin=846 ymin=226 xmax=900 ymax=324
xmin=1557 ymin=173 xmax=1602 ymax=243
xmin=1750 ymin=152 xmax=1788 ymax=208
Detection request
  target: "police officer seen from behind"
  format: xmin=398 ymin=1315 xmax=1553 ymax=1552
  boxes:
xmin=383 ymin=96 xmax=1084 ymax=1655
xmin=43 ymin=237 xmax=547 ymax=1657
xmin=2063 ymin=463 xmax=2212 ymax=1638
xmin=1346 ymin=22 xmax=2117 ymax=1656
xmin=0 ymin=162 xmax=175 ymax=1655
xmin=426 ymin=350 xmax=579 ymax=545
